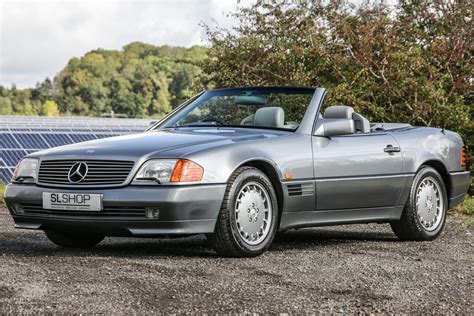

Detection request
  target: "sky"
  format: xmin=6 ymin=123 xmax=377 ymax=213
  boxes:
xmin=0 ymin=0 xmax=250 ymax=88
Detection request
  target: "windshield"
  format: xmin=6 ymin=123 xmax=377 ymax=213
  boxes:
xmin=159 ymin=87 xmax=314 ymax=131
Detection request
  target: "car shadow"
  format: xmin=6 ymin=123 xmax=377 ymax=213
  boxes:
xmin=270 ymin=227 xmax=399 ymax=252
xmin=1 ymin=226 xmax=399 ymax=258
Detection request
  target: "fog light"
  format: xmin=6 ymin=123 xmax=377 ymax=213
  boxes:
xmin=145 ymin=207 xmax=160 ymax=219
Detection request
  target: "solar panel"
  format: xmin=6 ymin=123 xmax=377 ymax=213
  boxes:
xmin=41 ymin=134 xmax=74 ymax=147
xmin=0 ymin=168 xmax=13 ymax=182
xmin=94 ymin=133 xmax=117 ymax=139
xmin=0 ymin=115 xmax=154 ymax=183
xmin=1 ymin=134 xmax=21 ymax=148
xmin=13 ymin=133 xmax=49 ymax=149
xmin=1 ymin=149 xmax=27 ymax=165
xmin=69 ymin=134 xmax=97 ymax=142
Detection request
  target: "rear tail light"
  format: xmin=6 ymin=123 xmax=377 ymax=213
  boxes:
xmin=170 ymin=159 xmax=204 ymax=182
xmin=461 ymin=146 xmax=467 ymax=169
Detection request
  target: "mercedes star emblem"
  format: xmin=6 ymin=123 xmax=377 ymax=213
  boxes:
xmin=68 ymin=162 xmax=88 ymax=183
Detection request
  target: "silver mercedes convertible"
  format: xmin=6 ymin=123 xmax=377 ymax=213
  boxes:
xmin=4 ymin=87 xmax=470 ymax=257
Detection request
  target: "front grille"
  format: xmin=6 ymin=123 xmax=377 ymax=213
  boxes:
xmin=38 ymin=160 xmax=134 ymax=186
xmin=21 ymin=203 xmax=145 ymax=218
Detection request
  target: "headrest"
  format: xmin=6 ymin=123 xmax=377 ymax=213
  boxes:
xmin=254 ymin=107 xmax=285 ymax=128
xmin=324 ymin=106 xmax=354 ymax=119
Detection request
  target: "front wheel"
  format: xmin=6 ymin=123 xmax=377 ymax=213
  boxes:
xmin=45 ymin=230 xmax=104 ymax=248
xmin=210 ymin=167 xmax=279 ymax=257
xmin=391 ymin=166 xmax=447 ymax=241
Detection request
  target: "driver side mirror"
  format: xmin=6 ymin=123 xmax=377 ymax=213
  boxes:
xmin=314 ymin=118 xmax=355 ymax=137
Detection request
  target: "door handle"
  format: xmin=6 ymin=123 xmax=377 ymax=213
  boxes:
xmin=384 ymin=145 xmax=401 ymax=154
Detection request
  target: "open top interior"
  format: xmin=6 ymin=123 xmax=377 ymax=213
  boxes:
xmin=322 ymin=105 xmax=412 ymax=134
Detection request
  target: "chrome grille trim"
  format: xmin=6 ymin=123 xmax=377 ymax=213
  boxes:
xmin=38 ymin=160 xmax=135 ymax=186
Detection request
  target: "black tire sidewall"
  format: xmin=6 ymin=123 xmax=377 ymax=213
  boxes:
xmin=408 ymin=167 xmax=448 ymax=239
xmin=226 ymin=169 xmax=278 ymax=254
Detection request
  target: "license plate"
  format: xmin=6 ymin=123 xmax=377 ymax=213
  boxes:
xmin=43 ymin=192 xmax=102 ymax=211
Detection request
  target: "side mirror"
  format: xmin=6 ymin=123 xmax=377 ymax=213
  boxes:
xmin=314 ymin=118 xmax=355 ymax=137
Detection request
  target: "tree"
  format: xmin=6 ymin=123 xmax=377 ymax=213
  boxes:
xmin=203 ymin=0 xmax=472 ymax=149
xmin=0 ymin=97 xmax=13 ymax=115
xmin=150 ymin=72 xmax=172 ymax=117
xmin=1 ymin=43 xmax=207 ymax=118
xmin=40 ymin=100 xmax=60 ymax=116
xmin=21 ymin=103 xmax=37 ymax=116
xmin=32 ymin=77 xmax=53 ymax=102
xmin=51 ymin=43 xmax=207 ymax=117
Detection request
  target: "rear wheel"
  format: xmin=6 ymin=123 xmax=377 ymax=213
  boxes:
xmin=391 ymin=166 xmax=447 ymax=241
xmin=210 ymin=167 xmax=278 ymax=257
xmin=45 ymin=230 xmax=104 ymax=248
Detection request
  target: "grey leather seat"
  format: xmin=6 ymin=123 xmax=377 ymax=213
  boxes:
xmin=324 ymin=105 xmax=370 ymax=133
xmin=253 ymin=107 xmax=285 ymax=128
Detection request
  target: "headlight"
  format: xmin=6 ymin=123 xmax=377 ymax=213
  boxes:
xmin=133 ymin=159 xmax=203 ymax=184
xmin=133 ymin=159 xmax=177 ymax=184
xmin=12 ymin=158 xmax=39 ymax=183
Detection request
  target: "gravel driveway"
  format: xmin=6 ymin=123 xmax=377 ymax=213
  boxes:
xmin=0 ymin=205 xmax=472 ymax=314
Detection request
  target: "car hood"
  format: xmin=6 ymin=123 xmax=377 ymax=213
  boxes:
xmin=31 ymin=128 xmax=287 ymax=161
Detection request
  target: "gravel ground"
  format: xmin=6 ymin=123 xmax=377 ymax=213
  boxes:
xmin=0 ymin=205 xmax=472 ymax=314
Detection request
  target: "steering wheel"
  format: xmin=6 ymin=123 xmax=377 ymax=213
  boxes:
xmin=199 ymin=117 xmax=226 ymax=125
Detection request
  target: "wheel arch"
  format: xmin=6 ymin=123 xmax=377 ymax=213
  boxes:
xmin=235 ymin=159 xmax=285 ymax=225
xmin=419 ymin=159 xmax=451 ymax=198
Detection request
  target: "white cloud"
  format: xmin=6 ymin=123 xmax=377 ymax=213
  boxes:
xmin=0 ymin=0 xmax=250 ymax=88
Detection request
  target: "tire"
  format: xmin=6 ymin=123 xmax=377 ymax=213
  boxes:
xmin=390 ymin=166 xmax=448 ymax=241
xmin=209 ymin=166 xmax=279 ymax=257
xmin=45 ymin=230 xmax=104 ymax=248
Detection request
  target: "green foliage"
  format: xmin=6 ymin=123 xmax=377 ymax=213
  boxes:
xmin=0 ymin=44 xmax=207 ymax=118
xmin=461 ymin=196 xmax=474 ymax=216
xmin=40 ymin=100 xmax=60 ymax=116
xmin=450 ymin=195 xmax=474 ymax=216
xmin=22 ymin=103 xmax=38 ymax=116
xmin=52 ymin=45 xmax=207 ymax=117
xmin=203 ymin=0 xmax=473 ymax=153
xmin=0 ymin=184 xmax=5 ymax=203
xmin=0 ymin=97 xmax=13 ymax=115
xmin=451 ymin=196 xmax=474 ymax=227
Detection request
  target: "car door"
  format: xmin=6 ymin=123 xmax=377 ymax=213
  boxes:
xmin=312 ymin=132 xmax=405 ymax=210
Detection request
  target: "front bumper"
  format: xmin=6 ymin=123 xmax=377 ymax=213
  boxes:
xmin=4 ymin=183 xmax=227 ymax=236
xmin=448 ymin=171 xmax=471 ymax=208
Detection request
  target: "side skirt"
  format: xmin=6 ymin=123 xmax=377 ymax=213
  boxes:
xmin=279 ymin=205 xmax=404 ymax=230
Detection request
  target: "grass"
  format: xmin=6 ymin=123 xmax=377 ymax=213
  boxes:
xmin=462 ymin=218 xmax=474 ymax=228
xmin=452 ymin=195 xmax=474 ymax=216
xmin=450 ymin=195 xmax=474 ymax=227
xmin=0 ymin=183 xmax=6 ymax=204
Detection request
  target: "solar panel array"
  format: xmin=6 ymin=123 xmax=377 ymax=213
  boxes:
xmin=0 ymin=116 xmax=154 ymax=183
